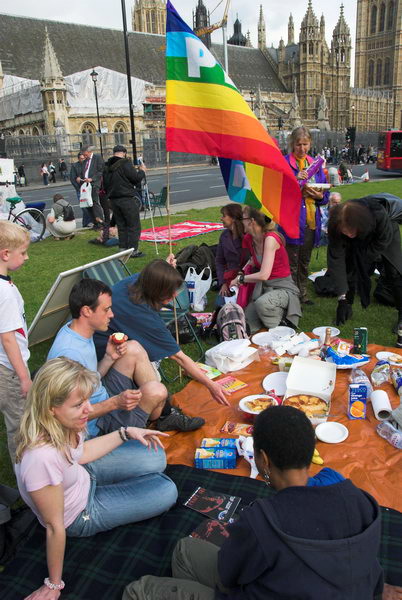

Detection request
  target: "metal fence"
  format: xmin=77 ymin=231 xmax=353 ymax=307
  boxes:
xmin=3 ymin=131 xmax=210 ymax=184
xmin=4 ymin=128 xmax=382 ymax=184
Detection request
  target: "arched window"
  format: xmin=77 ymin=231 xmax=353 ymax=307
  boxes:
xmin=370 ymin=5 xmax=377 ymax=34
xmin=114 ymin=122 xmax=127 ymax=145
xmin=18 ymin=129 xmax=25 ymax=136
xmin=368 ymin=60 xmax=375 ymax=86
xmin=81 ymin=122 xmax=96 ymax=146
xmin=379 ymin=3 xmax=386 ymax=30
xmin=32 ymin=127 xmax=40 ymax=136
xmin=309 ymin=42 xmax=314 ymax=55
xmin=384 ymin=56 xmax=391 ymax=85
xmin=387 ymin=1 xmax=394 ymax=29
xmin=376 ymin=59 xmax=383 ymax=86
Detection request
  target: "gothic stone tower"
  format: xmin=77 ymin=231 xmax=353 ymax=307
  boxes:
xmin=354 ymin=0 xmax=402 ymax=128
xmin=193 ymin=0 xmax=211 ymax=49
xmin=330 ymin=5 xmax=352 ymax=132
xmin=258 ymin=4 xmax=266 ymax=50
xmin=132 ymin=0 xmax=166 ymax=35
xmin=40 ymin=29 xmax=70 ymax=135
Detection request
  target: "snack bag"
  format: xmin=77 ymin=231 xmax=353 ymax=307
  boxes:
xmin=371 ymin=360 xmax=391 ymax=387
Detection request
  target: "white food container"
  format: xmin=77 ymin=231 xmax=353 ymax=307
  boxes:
xmin=284 ymin=356 xmax=336 ymax=425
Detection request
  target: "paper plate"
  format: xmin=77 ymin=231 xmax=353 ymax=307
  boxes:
xmin=315 ymin=422 xmax=349 ymax=444
xmin=252 ymin=332 xmax=275 ymax=347
xmin=239 ymin=395 xmax=278 ymax=415
xmin=269 ymin=326 xmax=295 ymax=338
xmin=376 ymin=351 xmax=402 ymax=367
xmin=252 ymin=327 xmax=295 ymax=347
xmin=312 ymin=326 xmax=340 ymax=339
xmin=262 ymin=372 xmax=288 ymax=396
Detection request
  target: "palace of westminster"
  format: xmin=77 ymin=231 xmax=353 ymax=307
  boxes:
xmin=0 ymin=0 xmax=400 ymax=147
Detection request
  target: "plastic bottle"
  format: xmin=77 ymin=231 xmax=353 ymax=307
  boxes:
xmin=391 ymin=368 xmax=402 ymax=397
xmin=377 ymin=421 xmax=402 ymax=450
xmin=371 ymin=360 xmax=391 ymax=387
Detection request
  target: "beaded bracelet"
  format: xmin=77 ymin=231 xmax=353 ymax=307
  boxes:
xmin=44 ymin=577 xmax=65 ymax=591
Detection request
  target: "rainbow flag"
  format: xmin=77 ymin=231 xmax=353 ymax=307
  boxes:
xmin=165 ymin=1 xmax=301 ymax=238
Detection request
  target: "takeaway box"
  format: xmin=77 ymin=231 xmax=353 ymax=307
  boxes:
xmin=283 ymin=356 xmax=336 ymax=425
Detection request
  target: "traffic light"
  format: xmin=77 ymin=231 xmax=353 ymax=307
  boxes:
xmin=346 ymin=126 xmax=356 ymax=144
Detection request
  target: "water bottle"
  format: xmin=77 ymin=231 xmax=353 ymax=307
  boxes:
xmin=377 ymin=421 xmax=402 ymax=450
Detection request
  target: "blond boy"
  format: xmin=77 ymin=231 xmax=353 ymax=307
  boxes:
xmin=0 ymin=222 xmax=31 ymax=462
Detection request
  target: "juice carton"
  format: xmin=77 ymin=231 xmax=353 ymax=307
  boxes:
xmin=194 ymin=447 xmax=237 ymax=469
xmin=201 ymin=438 xmax=237 ymax=449
xmin=348 ymin=384 xmax=368 ymax=420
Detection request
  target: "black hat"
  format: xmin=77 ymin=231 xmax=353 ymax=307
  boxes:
xmin=113 ymin=145 xmax=127 ymax=153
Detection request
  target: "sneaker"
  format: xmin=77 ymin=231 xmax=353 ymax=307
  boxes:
xmin=156 ymin=407 xmax=205 ymax=432
xmin=129 ymin=250 xmax=145 ymax=258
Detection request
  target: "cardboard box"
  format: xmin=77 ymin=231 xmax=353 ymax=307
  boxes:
xmin=284 ymin=356 xmax=336 ymax=425
xmin=194 ymin=447 xmax=237 ymax=469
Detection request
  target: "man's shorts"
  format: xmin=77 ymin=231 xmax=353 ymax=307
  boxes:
xmin=99 ymin=367 xmax=148 ymax=431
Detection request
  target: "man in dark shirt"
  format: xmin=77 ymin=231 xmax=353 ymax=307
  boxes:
xmin=102 ymin=145 xmax=145 ymax=258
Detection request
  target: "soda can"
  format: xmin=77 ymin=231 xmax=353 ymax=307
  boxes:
xmin=353 ymin=327 xmax=368 ymax=354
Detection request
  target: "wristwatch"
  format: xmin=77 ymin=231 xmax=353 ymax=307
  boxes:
xmin=238 ymin=273 xmax=245 ymax=285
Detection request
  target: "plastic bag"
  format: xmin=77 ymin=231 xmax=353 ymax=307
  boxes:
xmin=185 ymin=266 xmax=212 ymax=311
xmin=371 ymin=360 xmax=391 ymax=387
xmin=79 ymin=182 xmax=93 ymax=208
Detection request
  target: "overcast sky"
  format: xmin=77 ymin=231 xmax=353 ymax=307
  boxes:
xmin=4 ymin=0 xmax=358 ymax=75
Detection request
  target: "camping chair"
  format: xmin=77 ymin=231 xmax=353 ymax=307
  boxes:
xmin=159 ymin=283 xmax=204 ymax=382
xmin=143 ymin=186 xmax=168 ymax=219
xmin=82 ymin=258 xmax=131 ymax=287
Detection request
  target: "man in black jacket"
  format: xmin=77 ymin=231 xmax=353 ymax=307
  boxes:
xmin=103 ymin=145 xmax=145 ymax=258
xmin=328 ymin=194 xmax=402 ymax=347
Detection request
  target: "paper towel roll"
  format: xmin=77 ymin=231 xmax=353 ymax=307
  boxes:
xmin=370 ymin=390 xmax=392 ymax=420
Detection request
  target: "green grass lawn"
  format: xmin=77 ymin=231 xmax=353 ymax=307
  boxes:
xmin=1 ymin=178 xmax=401 ymax=484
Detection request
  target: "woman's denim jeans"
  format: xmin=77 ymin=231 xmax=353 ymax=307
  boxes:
xmin=66 ymin=440 xmax=178 ymax=537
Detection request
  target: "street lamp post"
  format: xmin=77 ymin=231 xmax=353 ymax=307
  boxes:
xmin=121 ymin=0 xmax=138 ymax=163
xmin=250 ymin=89 xmax=255 ymax=112
xmin=90 ymin=68 xmax=103 ymax=158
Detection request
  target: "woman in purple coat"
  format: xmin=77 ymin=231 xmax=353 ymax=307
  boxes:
xmin=283 ymin=127 xmax=329 ymax=305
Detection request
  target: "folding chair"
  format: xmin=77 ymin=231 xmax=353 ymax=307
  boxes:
xmin=143 ymin=186 xmax=168 ymax=219
xmin=159 ymin=283 xmax=205 ymax=382
xmin=82 ymin=258 xmax=131 ymax=287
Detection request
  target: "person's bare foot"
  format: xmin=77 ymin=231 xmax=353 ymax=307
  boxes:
xmin=383 ymin=583 xmax=402 ymax=599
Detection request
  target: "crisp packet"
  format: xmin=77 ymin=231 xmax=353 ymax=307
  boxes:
xmin=326 ymin=346 xmax=369 ymax=367
xmin=220 ymin=421 xmax=253 ymax=436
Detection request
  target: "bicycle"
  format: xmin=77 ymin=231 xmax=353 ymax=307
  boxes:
xmin=5 ymin=196 xmax=46 ymax=240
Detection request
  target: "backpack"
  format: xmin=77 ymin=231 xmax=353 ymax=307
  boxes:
xmin=175 ymin=244 xmax=217 ymax=279
xmin=216 ymin=303 xmax=248 ymax=341
xmin=62 ymin=202 xmax=75 ymax=221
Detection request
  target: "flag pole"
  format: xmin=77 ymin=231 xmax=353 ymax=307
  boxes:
xmin=167 ymin=150 xmax=182 ymax=381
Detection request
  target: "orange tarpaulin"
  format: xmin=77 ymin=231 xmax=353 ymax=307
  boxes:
xmin=165 ymin=343 xmax=402 ymax=512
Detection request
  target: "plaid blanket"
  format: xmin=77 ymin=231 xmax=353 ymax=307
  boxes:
xmin=1 ymin=465 xmax=401 ymax=599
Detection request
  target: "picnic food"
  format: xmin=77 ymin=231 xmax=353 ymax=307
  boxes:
xmin=388 ymin=353 xmax=402 ymax=365
xmin=111 ymin=332 xmax=126 ymax=345
xmin=312 ymin=448 xmax=324 ymax=465
xmin=244 ymin=397 xmax=275 ymax=414
xmin=283 ymin=395 xmax=327 ymax=418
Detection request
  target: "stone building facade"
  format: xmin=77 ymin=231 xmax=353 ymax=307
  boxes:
xmin=354 ymin=0 xmax=401 ymax=130
xmin=132 ymin=0 xmax=166 ymax=35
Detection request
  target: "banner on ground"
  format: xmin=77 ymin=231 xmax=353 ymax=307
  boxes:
xmin=165 ymin=0 xmax=301 ymax=238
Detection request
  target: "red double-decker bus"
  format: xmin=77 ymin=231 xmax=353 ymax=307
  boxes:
xmin=377 ymin=130 xmax=402 ymax=172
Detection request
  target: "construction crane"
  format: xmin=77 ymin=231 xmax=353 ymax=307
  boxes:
xmin=194 ymin=0 xmax=231 ymax=37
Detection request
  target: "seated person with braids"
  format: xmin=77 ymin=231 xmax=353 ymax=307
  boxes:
xmin=124 ymin=405 xmax=385 ymax=600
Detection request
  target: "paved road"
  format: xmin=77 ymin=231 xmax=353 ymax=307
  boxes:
xmin=15 ymin=166 xmax=225 ymax=219
xmin=14 ymin=163 xmax=401 ymax=221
